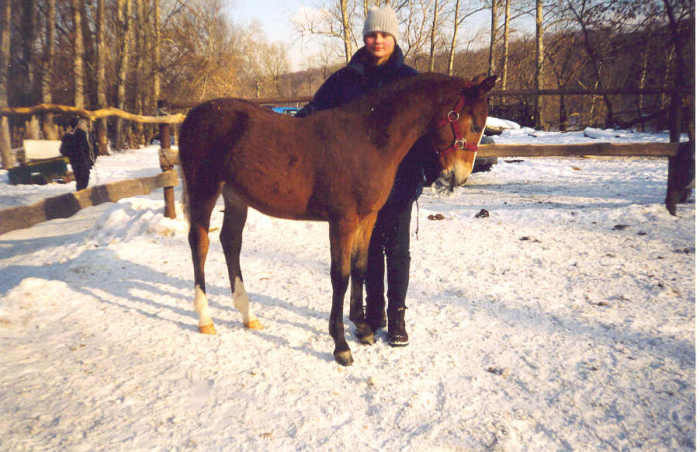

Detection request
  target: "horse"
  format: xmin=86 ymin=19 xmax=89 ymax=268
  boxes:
xmin=178 ymin=72 xmax=497 ymax=366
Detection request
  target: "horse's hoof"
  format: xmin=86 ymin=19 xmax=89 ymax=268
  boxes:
xmin=245 ymin=319 xmax=263 ymax=330
xmin=199 ymin=323 xmax=217 ymax=335
xmin=334 ymin=349 xmax=354 ymax=366
xmin=354 ymin=324 xmax=375 ymax=345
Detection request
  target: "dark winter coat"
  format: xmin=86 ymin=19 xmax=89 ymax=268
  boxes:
xmin=60 ymin=128 xmax=95 ymax=170
xmin=297 ymin=46 xmax=441 ymax=209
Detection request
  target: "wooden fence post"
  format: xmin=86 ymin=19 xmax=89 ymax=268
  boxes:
xmin=159 ymin=122 xmax=176 ymax=219
xmin=665 ymin=141 xmax=693 ymax=216
xmin=664 ymin=87 xmax=694 ymax=216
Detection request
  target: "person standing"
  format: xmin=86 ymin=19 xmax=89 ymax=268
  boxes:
xmin=297 ymin=5 xmax=441 ymax=346
xmin=60 ymin=116 xmax=95 ymax=191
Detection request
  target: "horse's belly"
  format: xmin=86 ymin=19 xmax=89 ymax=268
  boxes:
xmin=232 ymin=178 xmax=325 ymax=221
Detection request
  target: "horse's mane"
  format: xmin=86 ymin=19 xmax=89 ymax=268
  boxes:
xmin=340 ymin=72 xmax=466 ymax=115
xmin=334 ymin=73 xmax=468 ymax=148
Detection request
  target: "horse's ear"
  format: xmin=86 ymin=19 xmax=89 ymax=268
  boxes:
xmin=468 ymin=74 xmax=498 ymax=97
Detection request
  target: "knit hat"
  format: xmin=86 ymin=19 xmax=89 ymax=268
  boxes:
xmin=363 ymin=5 xmax=399 ymax=39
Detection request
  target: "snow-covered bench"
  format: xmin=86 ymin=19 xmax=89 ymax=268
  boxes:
xmin=9 ymin=140 xmax=68 ymax=185
xmin=18 ymin=139 xmax=63 ymax=163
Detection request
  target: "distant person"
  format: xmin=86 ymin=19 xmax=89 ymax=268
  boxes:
xmin=296 ymin=5 xmax=441 ymax=346
xmin=60 ymin=116 xmax=95 ymax=191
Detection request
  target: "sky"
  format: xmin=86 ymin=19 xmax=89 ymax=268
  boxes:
xmin=226 ymin=0 xmax=500 ymax=72
xmin=226 ymin=0 xmax=313 ymax=71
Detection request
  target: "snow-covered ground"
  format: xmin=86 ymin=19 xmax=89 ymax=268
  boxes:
xmin=0 ymin=128 xmax=694 ymax=451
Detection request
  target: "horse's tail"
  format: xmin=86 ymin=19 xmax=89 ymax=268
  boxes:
xmin=177 ymin=163 xmax=191 ymax=224
xmin=177 ymin=107 xmax=203 ymax=225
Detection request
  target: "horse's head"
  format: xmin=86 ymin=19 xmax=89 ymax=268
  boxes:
xmin=430 ymin=74 xmax=497 ymax=186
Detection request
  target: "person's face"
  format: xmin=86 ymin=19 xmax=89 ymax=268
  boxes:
xmin=364 ymin=32 xmax=396 ymax=65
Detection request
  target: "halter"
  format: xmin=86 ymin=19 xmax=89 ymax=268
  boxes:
xmin=432 ymin=94 xmax=479 ymax=157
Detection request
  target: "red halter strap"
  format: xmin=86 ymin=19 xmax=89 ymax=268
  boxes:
xmin=432 ymin=95 xmax=478 ymax=157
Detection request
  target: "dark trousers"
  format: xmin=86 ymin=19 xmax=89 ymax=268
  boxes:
xmin=72 ymin=162 xmax=90 ymax=191
xmin=365 ymin=202 xmax=413 ymax=314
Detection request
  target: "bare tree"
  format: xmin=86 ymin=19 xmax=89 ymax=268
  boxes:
xmin=501 ymin=0 xmax=510 ymax=89
xmin=534 ymin=0 xmax=543 ymax=128
xmin=153 ymin=0 xmax=161 ymax=114
xmin=71 ymin=0 xmax=86 ymax=109
xmin=447 ymin=0 xmax=486 ymax=76
xmin=340 ymin=0 xmax=353 ymax=63
xmin=22 ymin=0 xmax=40 ymax=138
xmin=0 ymin=0 xmax=13 ymax=168
xmin=428 ymin=0 xmax=444 ymax=72
xmin=95 ymin=0 xmax=108 ymax=154
xmin=115 ymin=0 xmax=132 ymax=149
xmin=41 ymin=0 xmax=58 ymax=140
xmin=662 ymin=0 xmax=692 ymax=142
xmin=488 ymin=0 xmax=501 ymax=76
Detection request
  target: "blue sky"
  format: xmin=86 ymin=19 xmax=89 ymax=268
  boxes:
xmin=225 ymin=0 xmax=313 ymax=70
xmin=226 ymin=0 xmax=306 ymax=42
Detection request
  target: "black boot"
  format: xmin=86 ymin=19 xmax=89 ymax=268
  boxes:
xmin=387 ymin=307 xmax=408 ymax=346
xmin=365 ymin=298 xmax=387 ymax=331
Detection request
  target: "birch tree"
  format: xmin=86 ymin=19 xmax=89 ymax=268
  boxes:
xmin=501 ymin=0 xmax=510 ymax=89
xmin=447 ymin=0 xmax=486 ymax=76
xmin=340 ymin=0 xmax=353 ymax=63
xmin=488 ymin=0 xmax=501 ymax=76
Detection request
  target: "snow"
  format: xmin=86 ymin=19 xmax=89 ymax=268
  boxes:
xmin=0 ymin=127 xmax=695 ymax=451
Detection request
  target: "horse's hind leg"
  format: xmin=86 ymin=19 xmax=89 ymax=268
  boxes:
xmin=329 ymin=218 xmax=362 ymax=366
xmin=187 ymin=185 xmax=221 ymax=335
xmin=221 ymin=185 xmax=261 ymax=330
xmin=350 ymin=213 xmax=378 ymax=345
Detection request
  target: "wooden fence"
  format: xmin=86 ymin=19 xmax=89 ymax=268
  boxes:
xmin=0 ymin=92 xmax=693 ymax=235
xmin=0 ymin=110 xmax=180 ymax=235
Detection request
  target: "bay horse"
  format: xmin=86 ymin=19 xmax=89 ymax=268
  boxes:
xmin=178 ymin=73 xmax=497 ymax=366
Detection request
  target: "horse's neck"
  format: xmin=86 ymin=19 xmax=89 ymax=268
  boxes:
xmin=361 ymin=79 xmax=452 ymax=161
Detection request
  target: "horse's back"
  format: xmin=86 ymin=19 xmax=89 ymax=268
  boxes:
xmin=179 ymin=98 xmax=324 ymax=220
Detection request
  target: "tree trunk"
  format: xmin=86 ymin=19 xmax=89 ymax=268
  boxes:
xmin=637 ymin=39 xmax=649 ymax=132
xmin=41 ymin=0 xmax=57 ymax=140
xmin=559 ymin=94 xmax=567 ymax=131
xmin=80 ymin=0 xmax=96 ymax=108
xmin=340 ymin=0 xmax=352 ymax=64
xmin=488 ymin=0 xmax=500 ymax=76
xmin=429 ymin=0 xmax=439 ymax=72
xmin=448 ymin=0 xmax=460 ymax=76
xmin=96 ymin=0 xmax=108 ymax=154
xmin=152 ymin=0 xmax=161 ymax=136
xmin=115 ymin=0 xmax=132 ymax=150
xmin=134 ymin=0 xmax=145 ymax=147
xmin=0 ymin=0 xmax=14 ymax=168
xmin=71 ymin=0 xmax=85 ymax=109
xmin=534 ymin=0 xmax=544 ymax=129
xmin=22 ymin=0 xmax=39 ymax=139
xmin=501 ymin=0 xmax=510 ymax=90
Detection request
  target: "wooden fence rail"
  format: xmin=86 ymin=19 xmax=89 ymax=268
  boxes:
xmin=0 ymin=105 xmax=692 ymax=235
xmin=477 ymin=142 xmax=680 ymax=158
xmin=0 ymin=169 xmax=178 ymax=236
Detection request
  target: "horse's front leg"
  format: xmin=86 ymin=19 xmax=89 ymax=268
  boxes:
xmin=329 ymin=219 xmax=357 ymax=366
xmin=349 ymin=213 xmax=379 ymax=345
